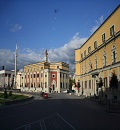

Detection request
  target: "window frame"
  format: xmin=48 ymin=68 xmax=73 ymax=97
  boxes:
xmin=84 ymin=50 xmax=86 ymax=57
xmin=110 ymin=25 xmax=115 ymax=36
xmin=94 ymin=41 xmax=97 ymax=49
xmin=88 ymin=46 xmax=91 ymax=54
xmin=102 ymin=33 xmax=106 ymax=42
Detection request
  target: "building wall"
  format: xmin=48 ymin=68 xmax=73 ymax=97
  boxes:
xmin=75 ymin=5 xmax=120 ymax=96
xmin=0 ymin=70 xmax=14 ymax=88
xmin=20 ymin=61 xmax=69 ymax=93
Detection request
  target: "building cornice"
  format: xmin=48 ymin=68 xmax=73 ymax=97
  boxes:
xmin=75 ymin=5 xmax=120 ymax=51
xmin=75 ymin=31 xmax=120 ymax=64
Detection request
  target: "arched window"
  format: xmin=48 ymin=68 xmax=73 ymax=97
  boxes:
xmin=95 ymin=55 xmax=98 ymax=69
xmin=103 ymin=50 xmax=107 ymax=66
xmin=88 ymin=60 xmax=92 ymax=71
xmin=111 ymin=44 xmax=117 ymax=63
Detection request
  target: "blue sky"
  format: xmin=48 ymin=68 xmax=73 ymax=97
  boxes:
xmin=0 ymin=0 xmax=120 ymax=71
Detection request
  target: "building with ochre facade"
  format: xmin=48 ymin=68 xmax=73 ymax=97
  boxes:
xmin=75 ymin=5 xmax=120 ymax=96
xmin=20 ymin=50 xmax=69 ymax=93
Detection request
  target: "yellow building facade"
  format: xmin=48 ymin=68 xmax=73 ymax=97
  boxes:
xmin=75 ymin=5 xmax=120 ymax=96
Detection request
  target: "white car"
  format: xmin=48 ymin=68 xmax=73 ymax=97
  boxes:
xmin=63 ymin=90 xmax=67 ymax=93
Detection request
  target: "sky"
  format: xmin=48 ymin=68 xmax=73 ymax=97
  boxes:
xmin=0 ymin=0 xmax=120 ymax=71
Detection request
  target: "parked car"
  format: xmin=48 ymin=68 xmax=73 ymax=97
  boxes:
xmin=43 ymin=93 xmax=48 ymax=99
xmin=63 ymin=90 xmax=71 ymax=93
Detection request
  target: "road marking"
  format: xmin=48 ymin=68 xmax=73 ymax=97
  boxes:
xmin=13 ymin=113 xmax=56 ymax=130
xmin=57 ymin=113 xmax=77 ymax=130
xmin=40 ymin=120 xmax=47 ymax=130
xmin=14 ymin=113 xmax=76 ymax=130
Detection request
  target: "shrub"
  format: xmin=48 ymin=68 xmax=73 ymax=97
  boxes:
xmin=110 ymin=73 xmax=118 ymax=89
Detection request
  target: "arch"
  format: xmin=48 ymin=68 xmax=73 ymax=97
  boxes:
xmin=103 ymin=49 xmax=107 ymax=66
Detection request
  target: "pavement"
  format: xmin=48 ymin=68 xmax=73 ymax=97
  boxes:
xmin=1 ymin=92 xmax=120 ymax=114
xmin=0 ymin=92 xmax=86 ymax=110
xmin=1 ymin=93 xmax=120 ymax=130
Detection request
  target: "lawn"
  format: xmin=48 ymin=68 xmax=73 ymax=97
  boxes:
xmin=0 ymin=92 xmax=29 ymax=105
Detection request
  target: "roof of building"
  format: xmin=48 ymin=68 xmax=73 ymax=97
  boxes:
xmin=75 ymin=4 xmax=120 ymax=50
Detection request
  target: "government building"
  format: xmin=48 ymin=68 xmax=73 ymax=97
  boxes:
xmin=19 ymin=50 xmax=69 ymax=93
xmin=75 ymin=5 xmax=120 ymax=96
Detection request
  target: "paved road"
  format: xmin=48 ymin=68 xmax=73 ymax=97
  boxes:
xmin=0 ymin=93 xmax=120 ymax=130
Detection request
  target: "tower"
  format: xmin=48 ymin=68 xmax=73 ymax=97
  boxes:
xmin=44 ymin=49 xmax=48 ymax=62
xmin=14 ymin=44 xmax=18 ymax=88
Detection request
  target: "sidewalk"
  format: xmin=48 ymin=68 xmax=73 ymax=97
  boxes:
xmin=87 ymin=96 xmax=120 ymax=114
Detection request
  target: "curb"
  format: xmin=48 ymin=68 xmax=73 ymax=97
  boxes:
xmin=4 ymin=96 xmax=34 ymax=105
xmin=0 ymin=96 xmax=35 ymax=110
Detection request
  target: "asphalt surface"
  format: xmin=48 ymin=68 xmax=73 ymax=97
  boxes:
xmin=0 ymin=93 xmax=120 ymax=130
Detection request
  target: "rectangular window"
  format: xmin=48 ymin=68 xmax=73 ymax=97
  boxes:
xmin=102 ymin=33 xmax=106 ymax=42
xmin=110 ymin=25 xmax=115 ymax=36
xmin=60 ymin=82 xmax=62 ymax=88
xmin=85 ymin=81 xmax=87 ymax=89
xmin=34 ymin=74 xmax=35 ymax=78
xmin=94 ymin=41 xmax=97 ymax=49
xmin=81 ymin=53 xmax=83 ymax=59
xmin=45 ymin=74 xmax=47 ymax=77
xmin=31 ymin=74 xmax=32 ymax=78
xmin=37 ymin=73 xmax=39 ymax=78
xmin=84 ymin=50 xmax=86 ymax=57
xmin=113 ymin=51 xmax=116 ymax=63
xmin=28 ymin=75 xmax=29 ymax=78
xmin=88 ymin=46 xmax=91 ymax=53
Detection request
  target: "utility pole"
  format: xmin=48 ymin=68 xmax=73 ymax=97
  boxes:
xmin=14 ymin=44 xmax=18 ymax=88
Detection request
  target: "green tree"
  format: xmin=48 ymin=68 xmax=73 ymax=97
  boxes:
xmin=110 ymin=73 xmax=118 ymax=89
xmin=98 ymin=78 xmax=103 ymax=88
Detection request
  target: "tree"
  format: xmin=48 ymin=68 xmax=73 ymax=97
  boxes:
xmin=98 ymin=78 xmax=103 ymax=88
xmin=110 ymin=73 xmax=118 ymax=89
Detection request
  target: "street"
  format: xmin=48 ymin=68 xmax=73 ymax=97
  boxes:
xmin=0 ymin=93 xmax=120 ymax=130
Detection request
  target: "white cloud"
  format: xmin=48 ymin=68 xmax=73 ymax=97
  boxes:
xmin=0 ymin=33 xmax=87 ymax=71
xmin=90 ymin=15 xmax=104 ymax=34
xmin=0 ymin=15 xmax=104 ymax=71
xmin=10 ymin=24 xmax=22 ymax=32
